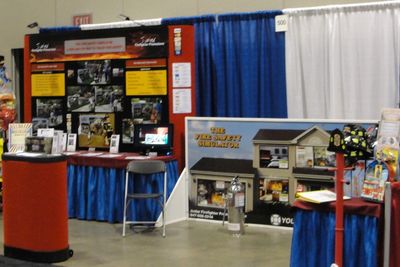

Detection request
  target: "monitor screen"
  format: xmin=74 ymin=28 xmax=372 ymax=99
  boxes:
xmin=134 ymin=124 xmax=173 ymax=154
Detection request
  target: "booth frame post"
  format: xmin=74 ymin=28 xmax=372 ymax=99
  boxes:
xmin=384 ymin=182 xmax=391 ymax=267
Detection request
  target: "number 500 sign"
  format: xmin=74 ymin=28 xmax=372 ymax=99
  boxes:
xmin=275 ymin=15 xmax=288 ymax=32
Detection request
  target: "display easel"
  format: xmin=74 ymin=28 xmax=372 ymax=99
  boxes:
xmin=332 ymin=153 xmax=345 ymax=267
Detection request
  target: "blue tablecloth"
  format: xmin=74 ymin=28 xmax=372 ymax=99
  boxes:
xmin=290 ymin=200 xmax=381 ymax=267
xmin=67 ymin=160 xmax=179 ymax=223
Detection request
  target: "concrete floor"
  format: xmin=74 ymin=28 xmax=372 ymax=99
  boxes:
xmin=0 ymin=219 xmax=293 ymax=267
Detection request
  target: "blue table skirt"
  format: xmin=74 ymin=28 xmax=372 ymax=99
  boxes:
xmin=67 ymin=160 xmax=179 ymax=223
xmin=290 ymin=209 xmax=379 ymax=267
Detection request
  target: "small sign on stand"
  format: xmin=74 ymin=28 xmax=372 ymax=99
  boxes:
xmin=67 ymin=133 xmax=77 ymax=152
xmin=109 ymin=134 xmax=120 ymax=154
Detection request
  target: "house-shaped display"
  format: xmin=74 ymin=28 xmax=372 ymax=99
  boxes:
xmin=252 ymin=126 xmax=335 ymax=203
xmin=188 ymin=125 xmax=337 ymax=224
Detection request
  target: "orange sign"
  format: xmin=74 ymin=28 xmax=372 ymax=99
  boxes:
xmin=126 ymin=59 xmax=167 ymax=68
xmin=31 ymin=63 xmax=65 ymax=72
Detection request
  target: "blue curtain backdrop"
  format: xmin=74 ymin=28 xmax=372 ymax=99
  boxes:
xmin=162 ymin=11 xmax=287 ymax=118
xmin=290 ymin=210 xmax=379 ymax=267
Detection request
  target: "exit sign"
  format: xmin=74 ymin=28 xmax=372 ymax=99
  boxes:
xmin=73 ymin=14 xmax=92 ymax=26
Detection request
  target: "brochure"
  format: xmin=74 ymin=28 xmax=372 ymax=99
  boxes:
xmin=297 ymin=190 xmax=350 ymax=204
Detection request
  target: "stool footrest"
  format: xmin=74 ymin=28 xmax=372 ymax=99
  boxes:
xmin=125 ymin=221 xmax=158 ymax=225
xmin=127 ymin=193 xmax=162 ymax=199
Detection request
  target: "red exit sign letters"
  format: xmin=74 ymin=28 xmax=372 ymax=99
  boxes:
xmin=73 ymin=14 xmax=92 ymax=26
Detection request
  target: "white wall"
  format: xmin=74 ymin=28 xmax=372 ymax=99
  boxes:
xmin=0 ymin=0 xmax=384 ymax=76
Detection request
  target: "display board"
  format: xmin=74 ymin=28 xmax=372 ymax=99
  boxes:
xmin=24 ymin=25 xmax=195 ymax=162
xmin=27 ymin=27 xmax=168 ymax=150
xmin=186 ymin=117 xmax=377 ymax=227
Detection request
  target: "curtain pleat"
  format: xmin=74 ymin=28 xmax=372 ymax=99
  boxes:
xmin=285 ymin=4 xmax=400 ymax=120
xmin=67 ymin=161 xmax=178 ymax=223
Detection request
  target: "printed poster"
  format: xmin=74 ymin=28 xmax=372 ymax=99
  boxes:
xmin=8 ymin=123 xmax=33 ymax=152
xmin=31 ymin=73 xmax=65 ymax=96
xmin=125 ymin=70 xmax=167 ymax=95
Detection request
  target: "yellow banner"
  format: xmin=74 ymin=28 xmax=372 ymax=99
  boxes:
xmin=31 ymin=73 xmax=65 ymax=96
xmin=126 ymin=70 xmax=167 ymax=96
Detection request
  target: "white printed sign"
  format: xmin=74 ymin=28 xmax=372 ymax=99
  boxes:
xmin=65 ymin=37 xmax=126 ymax=55
xmin=109 ymin=134 xmax=120 ymax=153
xmin=275 ymin=15 xmax=288 ymax=32
xmin=67 ymin=133 xmax=77 ymax=152
xmin=172 ymin=63 xmax=191 ymax=87
xmin=173 ymin=88 xmax=192 ymax=114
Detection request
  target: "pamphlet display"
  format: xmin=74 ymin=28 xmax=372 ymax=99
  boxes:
xmin=360 ymin=108 xmax=400 ymax=202
xmin=375 ymin=108 xmax=400 ymax=172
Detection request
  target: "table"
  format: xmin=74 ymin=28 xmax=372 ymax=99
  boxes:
xmin=66 ymin=152 xmax=179 ymax=223
xmin=290 ymin=198 xmax=382 ymax=267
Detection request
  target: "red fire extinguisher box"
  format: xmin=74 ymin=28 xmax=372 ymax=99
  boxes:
xmin=2 ymin=153 xmax=72 ymax=263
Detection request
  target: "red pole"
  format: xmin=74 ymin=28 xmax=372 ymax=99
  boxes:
xmin=335 ymin=153 xmax=345 ymax=267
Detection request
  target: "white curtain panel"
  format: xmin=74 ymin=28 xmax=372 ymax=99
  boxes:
xmin=284 ymin=2 xmax=400 ymax=120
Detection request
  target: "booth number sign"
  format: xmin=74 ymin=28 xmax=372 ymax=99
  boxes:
xmin=275 ymin=15 xmax=288 ymax=32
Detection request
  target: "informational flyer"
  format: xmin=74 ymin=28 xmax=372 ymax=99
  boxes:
xmin=172 ymin=62 xmax=191 ymax=87
xmin=173 ymin=88 xmax=192 ymax=114
xmin=126 ymin=70 xmax=167 ymax=95
xmin=31 ymin=73 xmax=65 ymax=96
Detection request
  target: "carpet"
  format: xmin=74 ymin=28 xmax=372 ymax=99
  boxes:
xmin=0 ymin=255 xmax=54 ymax=266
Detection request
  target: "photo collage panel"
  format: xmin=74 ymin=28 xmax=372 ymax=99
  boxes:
xmin=121 ymin=97 xmax=166 ymax=144
xmin=30 ymin=58 xmax=169 ymax=151
xmin=32 ymin=98 xmax=65 ymax=134
xmin=78 ymin=113 xmax=115 ymax=148
xmin=66 ymin=60 xmax=125 ymax=113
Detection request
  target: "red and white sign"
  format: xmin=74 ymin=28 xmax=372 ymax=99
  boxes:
xmin=126 ymin=59 xmax=167 ymax=68
xmin=64 ymin=37 xmax=126 ymax=55
xmin=73 ymin=14 xmax=92 ymax=26
xmin=31 ymin=63 xmax=65 ymax=72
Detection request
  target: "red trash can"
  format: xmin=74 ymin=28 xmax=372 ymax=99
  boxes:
xmin=2 ymin=153 xmax=72 ymax=263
